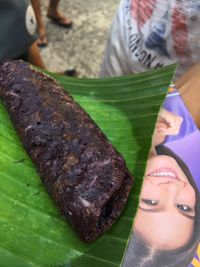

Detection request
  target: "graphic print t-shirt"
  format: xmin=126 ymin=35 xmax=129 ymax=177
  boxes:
xmin=100 ymin=0 xmax=200 ymax=78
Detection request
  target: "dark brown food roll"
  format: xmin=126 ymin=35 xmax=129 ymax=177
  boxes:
xmin=0 ymin=60 xmax=133 ymax=242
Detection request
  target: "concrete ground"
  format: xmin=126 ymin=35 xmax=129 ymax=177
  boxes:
xmin=40 ymin=0 xmax=119 ymax=77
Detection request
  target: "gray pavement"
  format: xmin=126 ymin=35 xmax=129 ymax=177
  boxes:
xmin=40 ymin=0 xmax=119 ymax=77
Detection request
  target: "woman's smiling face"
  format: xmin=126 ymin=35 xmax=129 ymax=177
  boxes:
xmin=134 ymin=155 xmax=196 ymax=250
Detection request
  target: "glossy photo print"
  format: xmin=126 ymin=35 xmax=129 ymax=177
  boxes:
xmin=124 ymin=87 xmax=200 ymax=267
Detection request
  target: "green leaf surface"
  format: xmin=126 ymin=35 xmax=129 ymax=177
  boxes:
xmin=0 ymin=65 xmax=176 ymax=267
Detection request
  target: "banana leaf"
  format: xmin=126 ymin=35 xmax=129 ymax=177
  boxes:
xmin=0 ymin=65 xmax=176 ymax=267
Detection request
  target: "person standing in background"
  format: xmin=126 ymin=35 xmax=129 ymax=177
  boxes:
xmin=100 ymin=0 xmax=200 ymax=80
xmin=0 ymin=0 xmax=76 ymax=76
xmin=31 ymin=0 xmax=73 ymax=47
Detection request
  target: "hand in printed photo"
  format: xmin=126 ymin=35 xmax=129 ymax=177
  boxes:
xmin=151 ymin=108 xmax=183 ymax=157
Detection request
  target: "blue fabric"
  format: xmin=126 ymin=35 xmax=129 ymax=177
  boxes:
xmin=0 ymin=0 xmax=37 ymax=60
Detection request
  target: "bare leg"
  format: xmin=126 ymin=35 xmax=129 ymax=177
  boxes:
xmin=31 ymin=0 xmax=48 ymax=47
xmin=47 ymin=0 xmax=72 ymax=27
xmin=27 ymin=41 xmax=46 ymax=69
xmin=48 ymin=0 xmax=60 ymax=11
xmin=27 ymin=41 xmax=77 ymax=76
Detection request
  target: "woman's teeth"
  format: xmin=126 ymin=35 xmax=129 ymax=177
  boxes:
xmin=149 ymin=171 xmax=176 ymax=178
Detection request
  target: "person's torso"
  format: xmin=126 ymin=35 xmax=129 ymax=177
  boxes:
xmin=101 ymin=0 xmax=200 ymax=77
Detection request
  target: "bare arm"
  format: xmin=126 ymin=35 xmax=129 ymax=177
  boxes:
xmin=175 ymin=63 xmax=200 ymax=128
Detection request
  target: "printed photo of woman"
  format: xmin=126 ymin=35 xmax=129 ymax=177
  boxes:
xmin=123 ymin=85 xmax=200 ymax=267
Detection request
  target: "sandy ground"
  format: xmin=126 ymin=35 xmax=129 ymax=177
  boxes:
xmin=39 ymin=0 xmax=119 ymax=77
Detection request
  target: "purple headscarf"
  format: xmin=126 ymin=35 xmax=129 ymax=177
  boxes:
xmin=163 ymin=89 xmax=200 ymax=191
